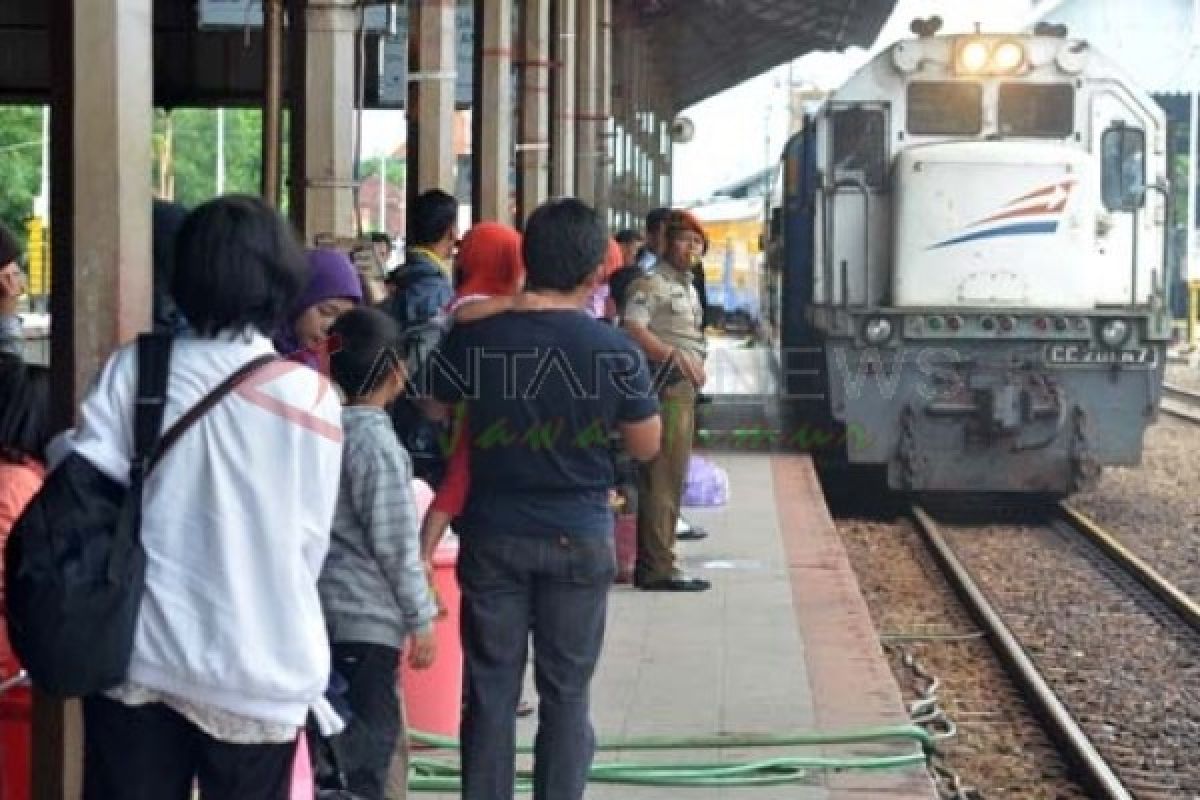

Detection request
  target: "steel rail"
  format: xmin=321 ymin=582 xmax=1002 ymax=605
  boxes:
xmin=1059 ymin=504 xmax=1200 ymax=634
xmin=1162 ymin=382 xmax=1200 ymax=402
xmin=1160 ymin=384 xmax=1200 ymax=422
xmin=1159 ymin=401 xmax=1200 ymax=424
xmin=910 ymin=505 xmax=1132 ymax=800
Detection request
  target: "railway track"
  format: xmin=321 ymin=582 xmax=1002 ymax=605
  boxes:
xmin=911 ymin=502 xmax=1200 ymax=799
xmin=1160 ymin=382 xmax=1200 ymax=423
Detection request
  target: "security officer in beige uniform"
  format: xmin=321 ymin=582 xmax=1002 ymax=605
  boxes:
xmin=622 ymin=210 xmax=711 ymax=592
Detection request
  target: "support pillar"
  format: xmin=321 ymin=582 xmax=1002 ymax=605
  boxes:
xmin=516 ymin=0 xmax=550 ymax=225
xmin=303 ymin=0 xmax=358 ymax=240
xmin=42 ymin=0 xmax=153 ymax=792
xmin=285 ymin=0 xmax=308 ymax=227
xmin=549 ymin=0 xmax=575 ymax=197
xmin=53 ymin=0 xmax=153 ymax=400
xmin=472 ymin=0 xmax=513 ymax=223
xmin=611 ymin=27 xmax=629 ymax=226
xmin=633 ymin=37 xmax=649 ymax=219
xmin=664 ymin=121 xmax=674 ymax=207
xmin=594 ymin=0 xmax=612 ymax=217
xmin=407 ymin=0 xmax=458 ymax=219
xmin=261 ymin=0 xmax=285 ymax=206
xmin=574 ymin=0 xmax=598 ymax=204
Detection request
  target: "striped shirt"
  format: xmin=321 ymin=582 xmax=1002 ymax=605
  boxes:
xmin=320 ymin=406 xmax=437 ymax=648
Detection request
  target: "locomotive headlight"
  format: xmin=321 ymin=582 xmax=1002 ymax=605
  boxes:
xmin=991 ymin=41 xmax=1025 ymax=72
xmin=863 ymin=317 xmax=893 ymax=345
xmin=1100 ymin=319 xmax=1130 ymax=347
xmin=957 ymin=40 xmax=991 ymax=73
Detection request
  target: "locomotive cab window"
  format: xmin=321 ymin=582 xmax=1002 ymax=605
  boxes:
xmin=998 ymin=83 xmax=1074 ymax=137
xmin=1101 ymin=126 xmax=1145 ymax=212
xmin=906 ymin=81 xmax=983 ymax=135
xmin=831 ymin=108 xmax=886 ymax=188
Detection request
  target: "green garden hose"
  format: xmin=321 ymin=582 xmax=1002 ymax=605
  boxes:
xmin=406 ymin=724 xmax=933 ymax=791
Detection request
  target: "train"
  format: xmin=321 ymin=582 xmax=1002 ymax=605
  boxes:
xmin=763 ymin=22 xmax=1171 ymax=493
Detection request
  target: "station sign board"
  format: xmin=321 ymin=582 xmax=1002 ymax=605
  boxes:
xmin=197 ymin=0 xmax=475 ymax=109
xmin=378 ymin=1 xmax=474 ymax=108
xmin=197 ymin=0 xmax=393 ymax=31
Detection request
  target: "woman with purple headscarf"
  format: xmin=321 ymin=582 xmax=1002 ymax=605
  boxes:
xmin=274 ymin=247 xmax=364 ymax=370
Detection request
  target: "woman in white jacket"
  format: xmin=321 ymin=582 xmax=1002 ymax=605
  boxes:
xmin=68 ymin=195 xmax=345 ymax=799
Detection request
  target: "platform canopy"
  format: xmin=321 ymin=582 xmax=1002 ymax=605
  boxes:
xmin=622 ymin=0 xmax=897 ymax=112
xmin=0 ymin=1 xmax=897 ymax=110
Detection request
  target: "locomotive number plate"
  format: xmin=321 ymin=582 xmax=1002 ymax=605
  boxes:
xmin=1044 ymin=344 xmax=1158 ymax=368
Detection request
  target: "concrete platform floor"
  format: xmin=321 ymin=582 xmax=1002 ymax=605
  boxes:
xmin=417 ymin=452 xmax=935 ymax=799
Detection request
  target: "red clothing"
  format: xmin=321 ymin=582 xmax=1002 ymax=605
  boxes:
xmin=430 ymin=413 xmax=470 ymax=516
xmin=430 ymin=224 xmax=524 ymax=517
xmin=1 ymin=459 xmax=43 ymax=659
xmin=0 ymin=459 xmax=43 ymax=540
xmin=456 ymin=223 xmax=524 ymax=298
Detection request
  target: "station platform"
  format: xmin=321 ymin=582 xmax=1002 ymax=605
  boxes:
xmin=419 ymin=395 xmax=936 ymax=798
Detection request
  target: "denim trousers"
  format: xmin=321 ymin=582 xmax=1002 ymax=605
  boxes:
xmin=457 ymin=531 xmax=615 ymax=800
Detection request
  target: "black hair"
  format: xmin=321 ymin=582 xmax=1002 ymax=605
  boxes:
xmin=522 ymin=198 xmax=608 ymax=292
xmin=369 ymin=231 xmax=392 ymax=246
xmin=614 ymin=228 xmax=644 ymax=245
xmin=171 ymin=195 xmax=309 ymax=338
xmin=644 ymin=207 xmax=670 ymax=236
xmin=408 ymin=189 xmax=458 ymax=247
xmin=0 ymin=353 xmax=50 ymax=465
xmin=0 ymin=221 xmax=21 ymax=267
xmin=328 ymin=307 xmax=404 ymax=400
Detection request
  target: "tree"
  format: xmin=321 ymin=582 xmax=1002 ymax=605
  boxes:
xmin=359 ymin=155 xmax=406 ymax=188
xmin=0 ymin=106 xmax=44 ymax=251
xmin=152 ymin=108 xmax=268 ymax=208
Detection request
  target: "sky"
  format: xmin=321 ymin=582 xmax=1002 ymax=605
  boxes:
xmin=670 ymin=0 xmax=1042 ymax=204
xmin=357 ymin=0 xmax=1043 ymax=203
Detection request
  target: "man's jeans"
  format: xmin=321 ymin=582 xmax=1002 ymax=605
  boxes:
xmin=457 ymin=532 xmax=615 ymax=800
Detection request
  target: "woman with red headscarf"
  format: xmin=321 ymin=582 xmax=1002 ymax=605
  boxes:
xmin=448 ymin=221 xmax=526 ymax=319
xmin=418 ymin=222 xmax=525 ymax=569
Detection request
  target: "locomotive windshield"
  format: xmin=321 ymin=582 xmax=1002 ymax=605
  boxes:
xmin=906 ymin=81 xmax=982 ymax=135
xmin=998 ymin=83 xmax=1074 ymax=137
xmin=831 ymin=108 xmax=887 ymax=187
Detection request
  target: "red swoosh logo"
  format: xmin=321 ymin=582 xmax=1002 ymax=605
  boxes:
xmin=236 ymin=360 xmax=344 ymax=443
xmin=970 ymin=180 xmax=1075 ymax=228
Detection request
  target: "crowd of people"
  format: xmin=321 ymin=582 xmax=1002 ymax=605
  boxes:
xmin=0 ymin=189 xmax=716 ymax=800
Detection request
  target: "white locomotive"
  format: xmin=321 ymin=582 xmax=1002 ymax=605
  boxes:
xmin=763 ymin=23 xmax=1171 ymax=493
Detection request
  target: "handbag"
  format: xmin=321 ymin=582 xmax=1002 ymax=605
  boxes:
xmin=3 ymin=335 xmax=276 ymax=697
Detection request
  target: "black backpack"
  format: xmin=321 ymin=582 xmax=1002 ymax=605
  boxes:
xmin=4 ymin=336 xmax=275 ymax=696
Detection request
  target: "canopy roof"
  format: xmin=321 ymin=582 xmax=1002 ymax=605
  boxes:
xmin=622 ymin=0 xmax=897 ymax=112
xmin=0 ymin=1 xmax=898 ymax=111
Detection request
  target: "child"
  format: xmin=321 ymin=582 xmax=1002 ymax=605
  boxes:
xmin=321 ymin=306 xmax=439 ymax=800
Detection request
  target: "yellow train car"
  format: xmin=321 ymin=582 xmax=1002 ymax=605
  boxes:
xmin=691 ymin=197 xmax=764 ymax=331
